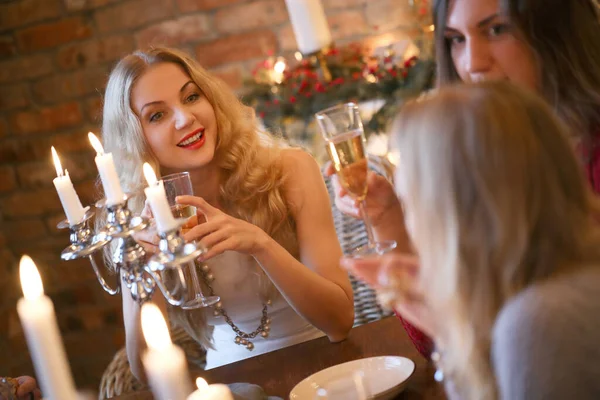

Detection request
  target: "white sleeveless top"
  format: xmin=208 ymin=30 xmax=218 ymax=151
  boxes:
xmin=203 ymin=251 xmax=325 ymax=369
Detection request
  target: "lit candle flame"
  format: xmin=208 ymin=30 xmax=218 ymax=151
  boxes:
xmin=294 ymin=51 xmax=303 ymax=61
xmin=143 ymin=162 xmax=158 ymax=186
xmin=51 ymin=146 xmax=63 ymax=177
xmin=20 ymin=255 xmax=44 ymax=300
xmin=195 ymin=377 xmax=208 ymax=390
xmin=141 ymin=303 xmax=172 ymax=351
xmin=273 ymin=59 xmax=286 ymax=84
xmin=88 ymin=132 xmax=105 ymax=155
xmin=274 ymin=59 xmax=286 ymax=74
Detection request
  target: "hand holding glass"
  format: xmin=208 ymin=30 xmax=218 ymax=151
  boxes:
xmin=162 ymin=172 xmax=219 ymax=309
xmin=316 ymin=103 xmax=397 ymax=257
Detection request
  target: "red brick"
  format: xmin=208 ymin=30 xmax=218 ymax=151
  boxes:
xmin=195 ymin=29 xmax=278 ymax=68
xmin=0 ymin=139 xmax=19 ymax=162
xmin=211 ymin=64 xmax=243 ymax=90
xmin=323 ymin=0 xmax=367 ymax=9
xmin=94 ymin=0 xmax=175 ymax=34
xmin=31 ymin=66 xmax=109 ymax=104
xmin=135 ymin=14 xmax=212 ymax=49
xmin=0 ymin=166 xmax=17 ymax=192
xmin=16 ymin=17 xmax=93 ymax=53
xmin=0 ymin=84 xmax=30 ymax=111
xmin=3 ymin=220 xmax=48 ymax=244
xmin=64 ymin=0 xmax=121 ymax=11
xmin=214 ymin=0 xmax=288 ymax=34
xmin=1 ymin=188 xmax=63 ymax=217
xmin=0 ymin=0 xmax=62 ymax=31
xmin=0 ymin=131 xmax=93 ymax=165
xmin=0 ymin=36 xmax=16 ymax=59
xmin=56 ymin=35 xmax=134 ymax=71
xmin=9 ymin=102 xmax=83 ymax=135
xmin=85 ymin=96 xmax=103 ymax=124
xmin=0 ymin=253 xmax=17 ymax=290
xmin=64 ymin=329 xmax=123 ymax=359
xmin=278 ymin=24 xmax=298 ymax=52
xmin=176 ymin=0 xmax=245 ymax=12
xmin=365 ymin=0 xmax=414 ymax=33
xmin=48 ymin=257 xmax=106 ymax=286
xmin=17 ymin=155 xmax=97 ymax=189
xmin=328 ymin=10 xmax=368 ymax=41
xmin=51 ymin=130 xmax=95 ymax=155
xmin=74 ymin=179 xmax=101 ymax=205
xmin=0 ymin=117 xmax=7 ymax=137
xmin=0 ymin=53 xmax=54 ymax=84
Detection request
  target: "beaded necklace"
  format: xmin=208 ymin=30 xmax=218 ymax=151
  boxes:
xmin=198 ymin=261 xmax=271 ymax=351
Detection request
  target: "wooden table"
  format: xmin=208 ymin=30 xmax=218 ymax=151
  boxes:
xmin=112 ymin=317 xmax=445 ymax=399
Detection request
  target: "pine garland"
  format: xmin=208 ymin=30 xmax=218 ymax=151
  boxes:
xmin=241 ymin=42 xmax=435 ymax=142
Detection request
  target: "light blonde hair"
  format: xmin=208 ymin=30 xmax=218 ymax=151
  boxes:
xmin=393 ymin=81 xmax=600 ymax=399
xmin=100 ymin=47 xmax=298 ymax=347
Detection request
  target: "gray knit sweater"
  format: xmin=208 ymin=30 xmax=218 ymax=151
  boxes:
xmin=491 ymin=266 xmax=600 ymax=400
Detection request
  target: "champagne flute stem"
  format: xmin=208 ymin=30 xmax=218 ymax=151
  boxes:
xmin=188 ymin=261 xmax=205 ymax=298
xmin=359 ymin=199 xmax=376 ymax=247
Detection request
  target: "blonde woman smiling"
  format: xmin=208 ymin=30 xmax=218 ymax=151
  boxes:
xmin=100 ymin=47 xmax=353 ymax=380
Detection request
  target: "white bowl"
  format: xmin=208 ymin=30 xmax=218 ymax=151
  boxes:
xmin=289 ymin=356 xmax=415 ymax=400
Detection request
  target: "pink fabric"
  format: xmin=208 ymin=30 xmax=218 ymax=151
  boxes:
xmin=581 ymin=131 xmax=600 ymax=193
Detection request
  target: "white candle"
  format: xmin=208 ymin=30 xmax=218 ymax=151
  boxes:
xmin=141 ymin=303 xmax=193 ymax=400
xmin=143 ymin=163 xmax=179 ymax=233
xmin=51 ymin=147 xmax=88 ymax=226
xmin=88 ymin=132 xmax=125 ymax=206
xmin=16 ymin=256 xmax=78 ymax=400
xmin=186 ymin=378 xmax=234 ymax=400
xmin=285 ymin=0 xmax=332 ymax=54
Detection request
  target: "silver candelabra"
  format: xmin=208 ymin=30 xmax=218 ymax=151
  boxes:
xmin=58 ymin=194 xmax=214 ymax=307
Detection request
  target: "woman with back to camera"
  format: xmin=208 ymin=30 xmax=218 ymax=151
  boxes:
xmin=327 ymin=0 xmax=600 ymax=358
xmin=349 ymin=81 xmax=600 ymax=399
xmin=100 ymin=47 xmax=354 ymax=381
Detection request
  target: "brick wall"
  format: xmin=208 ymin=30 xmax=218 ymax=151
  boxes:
xmin=0 ymin=0 xmax=419 ymax=393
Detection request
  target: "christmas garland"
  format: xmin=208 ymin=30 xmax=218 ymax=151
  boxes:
xmin=241 ymin=42 xmax=435 ymax=142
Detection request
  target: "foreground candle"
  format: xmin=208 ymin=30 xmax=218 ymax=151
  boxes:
xmin=143 ymin=163 xmax=179 ymax=233
xmin=284 ymin=0 xmax=332 ymax=54
xmin=141 ymin=303 xmax=193 ymax=400
xmin=16 ymin=256 xmax=78 ymax=400
xmin=88 ymin=132 xmax=125 ymax=206
xmin=51 ymin=147 xmax=87 ymax=226
xmin=186 ymin=378 xmax=234 ymax=400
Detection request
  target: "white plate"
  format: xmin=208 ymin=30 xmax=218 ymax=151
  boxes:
xmin=289 ymin=356 xmax=415 ymax=400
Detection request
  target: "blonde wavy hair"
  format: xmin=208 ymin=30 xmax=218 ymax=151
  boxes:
xmin=100 ymin=47 xmax=298 ymax=347
xmin=393 ymin=81 xmax=600 ymax=399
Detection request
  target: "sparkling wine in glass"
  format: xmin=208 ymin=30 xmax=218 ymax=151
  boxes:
xmin=170 ymin=204 xmax=197 ymax=234
xmin=316 ymin=103 xmax=397 ymax=257
xmin=162 ymin=172 xmax=219 ymax=309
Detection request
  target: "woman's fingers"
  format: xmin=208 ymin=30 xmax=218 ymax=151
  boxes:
xmin=182 ymin=219 xmax=220 ymax=243
xmin=323 ymin=161 xmax=334 ymax=176
xmin=341 ymin=253 xmax=420 ymax=289
xmin=334 ymin=195 xmax=360 ymax=218
xmin=15 ymin=376 xmax=37 ymax=397
xmin=201 ymin=237 xmax=238 ymax=261
xmin=196 ymin=228 xmax=230 ymax=252
xmin=176 ymin=195 xmax=220 ymax=219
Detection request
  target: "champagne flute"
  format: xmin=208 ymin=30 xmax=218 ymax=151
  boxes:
xmin=162 ymin=172 xmax=219 ymax=309
xmin=316 ymin=103 xmax=397 ymax=257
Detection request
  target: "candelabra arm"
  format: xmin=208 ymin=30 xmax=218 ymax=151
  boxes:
xmin=88 ymin=254 xmax=120 ymax=295
xmin=144 ymin=268 xmax=186 ymax=307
